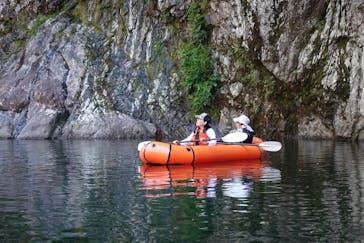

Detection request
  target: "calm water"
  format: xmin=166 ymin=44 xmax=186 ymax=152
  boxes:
xmin=0 ymin=139 xmax=363 ymax=242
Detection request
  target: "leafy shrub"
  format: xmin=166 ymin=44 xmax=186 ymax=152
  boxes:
xmin=178 ymin=2 xmax=219 ymax=113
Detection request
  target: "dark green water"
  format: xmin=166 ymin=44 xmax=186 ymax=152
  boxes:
xmin=0 ymin=139 xmax=363 ymax=242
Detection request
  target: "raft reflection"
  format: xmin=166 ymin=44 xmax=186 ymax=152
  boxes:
xmin=139 ymin=160 xmax=281 ymax=198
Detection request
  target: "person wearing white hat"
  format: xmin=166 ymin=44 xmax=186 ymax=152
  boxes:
xmin=231 ymin=114 xmax=254 ymax=143
xmin=173 ymin=112 xmax=217 ymax=146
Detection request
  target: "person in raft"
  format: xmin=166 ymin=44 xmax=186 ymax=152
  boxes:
xmin=230 ymin=114 xmax=254 ymax=143
xmin=173 ymin=113 xmax=217 ymax=146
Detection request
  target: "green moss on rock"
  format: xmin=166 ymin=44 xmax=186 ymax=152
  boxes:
xmin=178 ymin=2 xmax=220 ymax=114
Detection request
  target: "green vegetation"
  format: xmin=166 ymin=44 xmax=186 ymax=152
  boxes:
xmin=28 ymin=13 xmax=49 ymax=37
xmin=70 ymin=1 xmax=115 ymax=32
xmin=72 ymin=2 xmax=88 ymax=25
xmin=1 ymin=4 xmax=67 ymax=60
xmin=29 ymin=6 xmax=66 ymax=37
xmin=178 ymin=2 xmax=219 ymax=114
xmin=1 ymin=38 xmax=26 ymax=60
xmin=233 ymin=49 xmax=275 ymax=102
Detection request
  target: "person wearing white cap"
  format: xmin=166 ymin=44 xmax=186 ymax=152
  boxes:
xmin=231 ymin=114 xmax=254 ymax=143
xmin=173 ymin=113 xmax=217 ymax=146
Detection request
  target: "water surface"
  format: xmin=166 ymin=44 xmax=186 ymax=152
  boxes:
xmin=0 ymin=139 xmax=363 ymax=241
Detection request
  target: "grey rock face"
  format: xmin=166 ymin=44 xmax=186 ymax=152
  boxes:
xmin=0 ymin=0 xmax=363 ymax=140
xmin=208 ymin=0 xmax=363 ymax=140
xmin=0 ymin=111 xmax=14 ymax=138
xmin=0 ymin=0 xmax=185 ymax=139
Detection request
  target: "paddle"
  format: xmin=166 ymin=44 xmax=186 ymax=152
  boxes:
xmin=179 ymin=132 xmax=248 ymax=144
xmin=137 ymin=133 xmax=248 ymax=151
xmin=239 ymin=141 xmax=282 ymax=152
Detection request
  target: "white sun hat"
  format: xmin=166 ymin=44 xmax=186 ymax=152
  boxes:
xmin=233 ymin=114 xmax=254 ymax=132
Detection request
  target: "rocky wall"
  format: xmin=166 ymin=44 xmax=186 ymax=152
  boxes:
xmin=0 ymin=0 xmax=363 ymax=140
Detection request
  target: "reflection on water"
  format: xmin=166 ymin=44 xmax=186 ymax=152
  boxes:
xmin=223 ymin=177 xmax=253 ymax=199
xmin=0 ymin=139 xmax=363 ymax=242
xmin=139 ymin=160 xmax=281 ymax=199
xmin=0 ymin=140 xmax=143 ymax=241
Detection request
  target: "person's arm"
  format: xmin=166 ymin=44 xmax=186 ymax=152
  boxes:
xmin=206 ymin=128 xmax=217 ymax=146
xmin=179 ymin=132 xmax=194 ymax=146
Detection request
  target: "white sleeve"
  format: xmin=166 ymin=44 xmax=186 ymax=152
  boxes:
xmin=180 ymin=132 xmax=194 ymax=146
xmin=206 ymin=128 xmax=217 ymax=146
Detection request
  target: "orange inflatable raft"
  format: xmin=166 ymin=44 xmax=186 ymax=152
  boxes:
xmin=139 ymin=137 xmax=267 ymax=165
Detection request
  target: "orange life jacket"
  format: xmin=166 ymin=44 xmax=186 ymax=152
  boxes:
xmin=192 ymin=127 xmax=209 ymax=145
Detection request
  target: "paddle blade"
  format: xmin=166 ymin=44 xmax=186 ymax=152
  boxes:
xmin=138 ymin=141 xmax=151 ymax=151
xmin=259 ymin=141 xmax=282 ymax=152
xmin=221 ymin=132 xmax=248 ymax=143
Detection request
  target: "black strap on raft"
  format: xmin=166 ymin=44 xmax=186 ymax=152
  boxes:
xmin=166 ymin=143 xmax=172 ymax=165
xmin=186 ymin=146 xmax=196 ymax=166
xmin=191 ymin=147 xmax=195 ymax=166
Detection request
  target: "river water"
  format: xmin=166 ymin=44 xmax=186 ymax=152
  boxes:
xmin=0 ymin=139 xmax=363 ymax=242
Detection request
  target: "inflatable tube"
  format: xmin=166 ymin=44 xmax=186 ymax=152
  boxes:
xmin=139 ymin=137 xmax=267 ymax=165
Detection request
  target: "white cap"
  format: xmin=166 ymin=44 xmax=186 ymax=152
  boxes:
xmin=195 ymin=113 xmax=211 ymax=123
xmin=233 ymin=114 xmax=254 ymax=132
xmin=233 ymin=114 xmax=250 ymax=125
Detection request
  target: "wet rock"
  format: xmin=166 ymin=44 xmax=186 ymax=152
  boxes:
xmin=298 ymin=116 xmax=333 ymax=139
xmin=61 ymin=101 xmax=157 ymax=139
xmin=17 ymin=102 xmax=59 ymax=139
xmin=0 ymin=111 xmax=14 ymax=138
xmin=230 ymin=82 xmax=243 ymax=98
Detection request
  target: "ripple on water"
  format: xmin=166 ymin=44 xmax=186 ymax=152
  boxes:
xmin=0 ymin=139 xmax=363 ymax=242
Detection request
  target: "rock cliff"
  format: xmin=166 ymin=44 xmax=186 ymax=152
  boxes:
xmin=0 ymin=0 xmax=363 ymax=140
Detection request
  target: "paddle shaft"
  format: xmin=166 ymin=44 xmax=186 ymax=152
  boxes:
xmin=176 ymin=132 xmax=248 ymax=144
xmin=176 ymin=138 xmax=221 ymax=144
